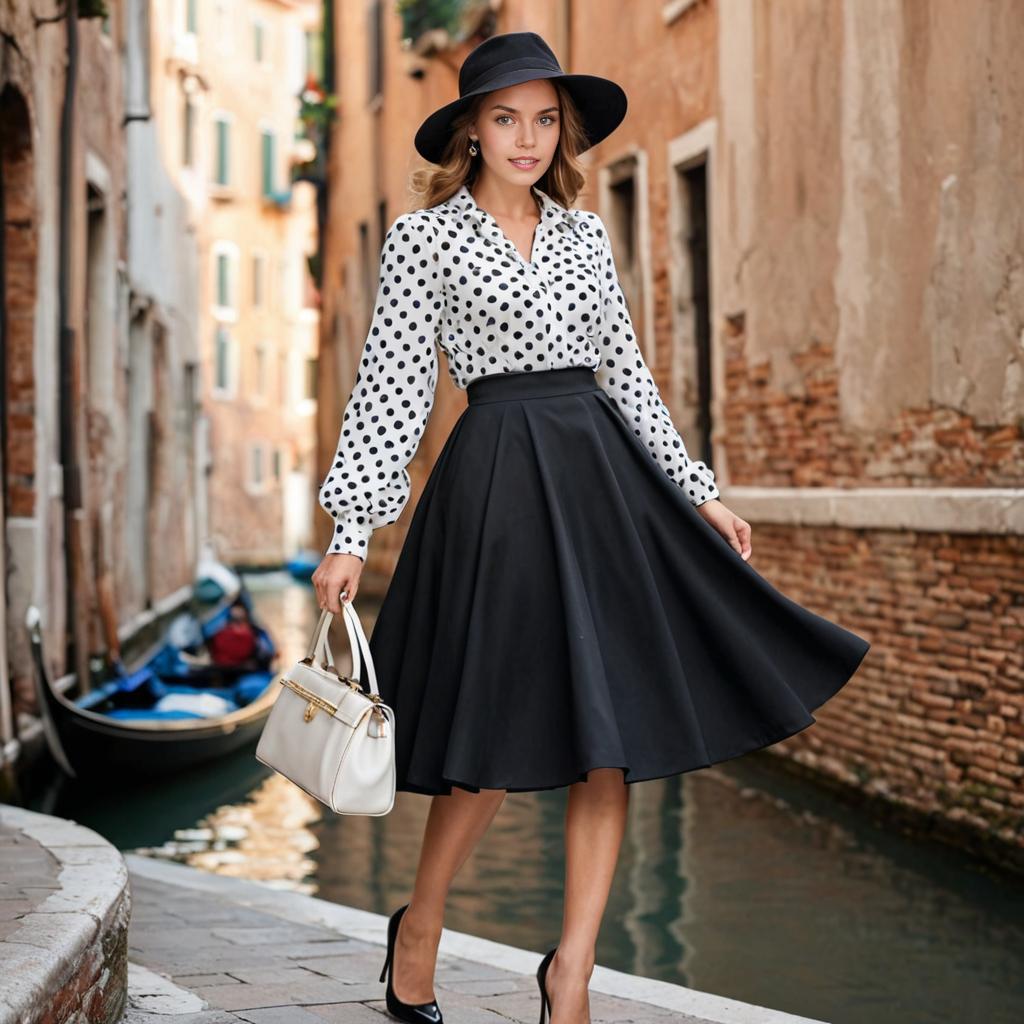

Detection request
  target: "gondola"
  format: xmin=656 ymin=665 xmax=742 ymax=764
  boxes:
xmin=24 ymin=578 xmax=282 ymax=778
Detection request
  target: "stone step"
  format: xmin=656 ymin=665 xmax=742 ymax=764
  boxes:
xmin=0 ymin=804 xmax=130 ymax=1024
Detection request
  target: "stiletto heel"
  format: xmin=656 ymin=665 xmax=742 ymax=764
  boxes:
xmin=379 ymin=903 xmax=444 ymax=1023
xmin=536 ymin=946 xmax=556 ymax=1024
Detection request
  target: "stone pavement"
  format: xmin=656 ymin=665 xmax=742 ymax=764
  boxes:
xmin=124 ymin=855 xmax=826 ymax=1024
xmin=0 ymin=820 xmax=62 ymax=941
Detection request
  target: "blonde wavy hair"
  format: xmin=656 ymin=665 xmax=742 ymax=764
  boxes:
xmin=408 ymin=81 xmax=589 ymax=213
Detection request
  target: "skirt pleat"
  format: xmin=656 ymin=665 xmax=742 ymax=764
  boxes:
xmin=366 ymin=366 xmax=871 ymax=796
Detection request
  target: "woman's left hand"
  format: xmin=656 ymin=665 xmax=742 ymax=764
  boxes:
xmin=696 ymin=499 xmax=752 ymax=561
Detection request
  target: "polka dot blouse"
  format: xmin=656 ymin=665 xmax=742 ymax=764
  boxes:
xmin=319 ymin=182 xmax=720 ymax=560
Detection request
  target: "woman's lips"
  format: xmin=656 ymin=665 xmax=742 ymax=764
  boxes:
xmin=510 ymin=158 xmax=538 ymax=169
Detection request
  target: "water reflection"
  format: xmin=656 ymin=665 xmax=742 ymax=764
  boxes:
xmin=33 ymin=572 xmax=1024 ymax=1024
xmin=133 ymin=774 xmax=321 ymax=893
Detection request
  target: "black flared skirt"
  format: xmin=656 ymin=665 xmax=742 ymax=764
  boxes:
xmin=367 ymin=365 xmax=871 ymax=796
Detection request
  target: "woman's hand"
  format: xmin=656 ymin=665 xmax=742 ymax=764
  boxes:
xmin=696 ymin=499 xmax=752 ymax=561
xmin=312 ymin=553 xmax=364 ymax=612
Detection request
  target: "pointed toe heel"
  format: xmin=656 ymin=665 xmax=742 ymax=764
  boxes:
xmin=380 ymin=903 xmax=444 ymax=1024
xmin=536 ymin=946 xmax=556 ymax=1024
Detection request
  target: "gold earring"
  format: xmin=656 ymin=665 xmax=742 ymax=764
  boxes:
xmin=468 ymin=140 xmax=479 ymax=156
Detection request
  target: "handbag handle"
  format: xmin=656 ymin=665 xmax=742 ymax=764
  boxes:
xmin=310 ymin=606 xmax=357 ymax=677
xmin=304 ymin=601 xmax=380 ymax=697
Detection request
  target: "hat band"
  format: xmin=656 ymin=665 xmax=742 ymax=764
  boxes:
xmin=462 ymin=58 xmax=563 ymax=96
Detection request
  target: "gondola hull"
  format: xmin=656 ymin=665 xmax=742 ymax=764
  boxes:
xmin=35 ymin=669 xmax=282 ymax=777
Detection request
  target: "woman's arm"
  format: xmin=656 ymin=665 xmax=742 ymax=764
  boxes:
xmin=317 ymin=213 xmax=443 ymax=561
xmin=589 ymin=213 xmax=720 ymax=507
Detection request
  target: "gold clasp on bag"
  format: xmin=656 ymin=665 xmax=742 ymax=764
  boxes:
xmin=280 ymin=677 xmax=338 ymax=724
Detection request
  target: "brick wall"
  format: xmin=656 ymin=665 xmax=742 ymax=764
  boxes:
xmin=723 ymin=324 xmax=1024 ymax=869
xmin=722 ymin=326 xmax=1024 ymax=491
xmin=1 ymin=87 xmax=37 ymax=519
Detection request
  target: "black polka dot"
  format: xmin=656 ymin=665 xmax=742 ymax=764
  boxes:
xmin=318 ymin=185 xmax=717 ymax=559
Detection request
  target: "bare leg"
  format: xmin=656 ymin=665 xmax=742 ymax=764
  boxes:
xmin=392 ymin=786 xmax=507 ymax=1003
xmin=546 ymin=768 xmax=629 ymax=1024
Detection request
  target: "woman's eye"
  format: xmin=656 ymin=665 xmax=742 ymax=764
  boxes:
xmin=495 ymin=115 xmax=558 ymax=126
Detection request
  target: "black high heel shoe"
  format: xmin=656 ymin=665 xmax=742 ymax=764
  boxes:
xmin=378 ymin=903 xmax=444 ymax=1023
xmin=536 ymin=946 xmax=557 ymax=1024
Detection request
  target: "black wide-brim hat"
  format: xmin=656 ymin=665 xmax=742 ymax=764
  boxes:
xmin=414 ymin=31 xmax=627 ymax=164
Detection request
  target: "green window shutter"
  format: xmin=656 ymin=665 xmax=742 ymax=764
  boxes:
xmin=216 ymin=253 xmax=229 ymax=307
xmin=183 ymin=98 xmax=195 ymax=167
xmin=215 ymin=118 xmax=230 ymax=185
xmin=215 ymin=328 xmax=229 ymax=389
xmin=186 ymin=0 xmax=197 ymax=33
xmin=261 ymin=130 xmax=275 ymax=197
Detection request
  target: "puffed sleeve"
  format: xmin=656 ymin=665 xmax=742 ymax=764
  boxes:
xmin=590 ymin=214 xmax=720 ymax=507
xmin=318 ymin=213 xmax=443 ymax=559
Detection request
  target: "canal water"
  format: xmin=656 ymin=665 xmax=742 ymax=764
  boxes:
xmin=29 ymin=571 xmax=1024 ymax=1024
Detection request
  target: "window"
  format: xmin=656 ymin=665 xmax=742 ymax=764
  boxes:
xmin=668 ymin=123 xmax=717 ymax=469
xmin=304 ymin=29 xmax=323 ymax=82
xmin=253 ymin=20 xmax=265 ymax=63
xmin=377 ymin=201 xmax=388 ymax=253
xmin=302 ymin=253 xmax=319 ymax=309
xmin=212 ymin=242 xmax=239 ymax=316
xmin=242 ymin=440 xmax=270 ymax=491
xmin=254 ymin=343 xmax=268 ymax=398
xmin=186 ymin=0 xmax=197 ymax=34
xmin=261 ymin=128 xmax=276 ymax=197
xmin=358 ymin=222 xmax=371 ymax=330
xmin=288 ymin=24 xmax=306 ymax=93
xmin=305 ymin=357 xmax=317 ymax=401
xmin=277 ymin=255 xmax=292 ymax=313
xmin=212 ymin=114 xmax=231 ymax=186
xmin=607 ymin=162 xmax=650 ymax=358
xmin=368 ymin=0 xmax=383 ymax=99
xmin=272 ymin=448 xmax=282 ymax=481
xmin=214 ymin=0 xmax=233 ymax=55
xmin=214 ymin=326 xmax=233 ymax=392
xmin=216 ymin=252 xmax=230 ymax=307
xmin=249 ymin=443 xmax=265 ymax=490
xmin=252 ymin=253 xmax=266 ymax=308
xmin=182 ymin=95 xmax=196 ymax=167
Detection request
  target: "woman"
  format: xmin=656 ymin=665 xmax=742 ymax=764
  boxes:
xmin=312 ymin=30 xmax=870 ymax=1024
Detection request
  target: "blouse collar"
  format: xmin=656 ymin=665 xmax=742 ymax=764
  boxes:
xmin=444 ymin=183 xmax=577 ymax=240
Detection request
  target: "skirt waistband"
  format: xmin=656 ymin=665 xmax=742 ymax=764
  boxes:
xmin=466 ymin=366 xmax=601 ymax=405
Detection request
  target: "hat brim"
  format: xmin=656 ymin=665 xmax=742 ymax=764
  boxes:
xmin=414 ymin=70 xmax=627 ymax=164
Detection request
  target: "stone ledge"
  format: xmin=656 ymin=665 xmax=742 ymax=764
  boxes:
xmin=0 ymin=804 xmax=130 ymax=1024
xmin=725 ymin=485 xmax=1024 ymax=534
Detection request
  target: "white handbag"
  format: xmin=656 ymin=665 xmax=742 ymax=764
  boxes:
xmin=255 ymin=601 xmax=396 ymax=815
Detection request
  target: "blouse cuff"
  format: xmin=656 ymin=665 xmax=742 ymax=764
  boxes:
xmin=685 ymin=462 xmax=720 ymax=507
xmin=323 ymin=513 xmax=372 ymax=561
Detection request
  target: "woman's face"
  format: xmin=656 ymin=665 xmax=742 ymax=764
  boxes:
xmin=470 ymin=78 xmax=561 ymax=188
